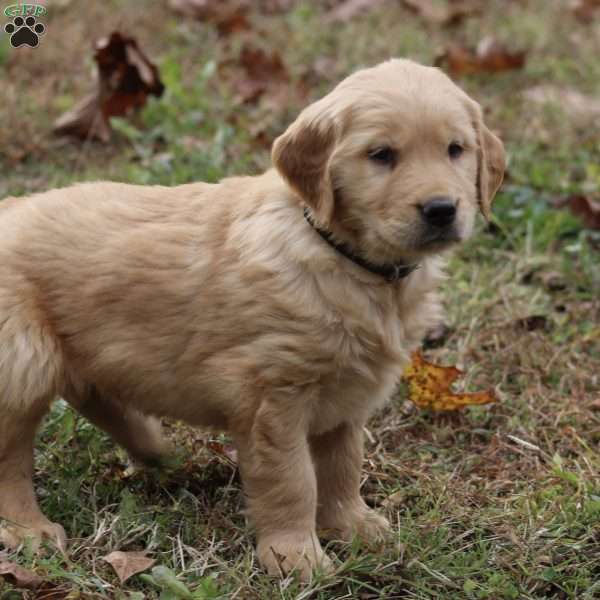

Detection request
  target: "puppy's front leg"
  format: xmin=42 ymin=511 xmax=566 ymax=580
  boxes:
xmin=311 ymin=422 xmax=391 ymax=545
xmin=234 ymin=397 xmax=333 ymax=581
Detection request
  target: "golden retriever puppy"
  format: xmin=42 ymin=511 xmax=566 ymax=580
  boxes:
xmin=0 ymin=59 xmax=504 ymax=580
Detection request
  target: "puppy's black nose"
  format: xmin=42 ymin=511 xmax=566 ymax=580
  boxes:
xmin=421 ymin=197 xmax=456 ymax=227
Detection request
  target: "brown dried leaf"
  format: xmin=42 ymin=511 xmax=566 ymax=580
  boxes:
xmin=571 ymin=0 xmax=600 ymax=21
xmin=437 ymin=36 xmax=526 ymax=76
xmin=554 ymin=194 xmax=600 ymax=230
xmin=403 ymin=351 xmax=497 ymax=411
xmin=103 ymin=551 xmax=156 ymax=584
xmin=53 ymin=32 xmax=164 ymax=142
xmin=233 ymin=44 xmax=289 ymax=103
xmin=0 ymin=559 xmax=43 ymax=589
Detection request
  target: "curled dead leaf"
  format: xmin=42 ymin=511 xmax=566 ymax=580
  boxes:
xmin=103 ymin=550 xmax=156 ymax=584
xmin=0 ymin=559 xmax=42 ymax=589
xmin=403 ymin=351 xmax=497 ymax=411
xmin=554 ymin=194 xmax=600 ymax=230
xmin=232 ymin=44 xmax=289 ymax=103
xmin=53 ymin=32 xmax=164 ymax=142
xmin=437 ymin=36 xmax=526 ymax=76
xmin=570 ymin=0 xmax=600 ymax=21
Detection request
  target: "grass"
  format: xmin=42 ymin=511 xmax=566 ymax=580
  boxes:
xmin=1 ymin=0 xmax=599 ymax=598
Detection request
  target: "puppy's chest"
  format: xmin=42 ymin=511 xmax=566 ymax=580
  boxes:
xmin=309 ymin=308 xmax=410 ymax=434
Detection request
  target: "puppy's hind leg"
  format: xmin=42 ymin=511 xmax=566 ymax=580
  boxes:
xmin=0 ymin=316 xmax=67 ymax=551
xmin=64 ymin=385 xmax=171 ymax=468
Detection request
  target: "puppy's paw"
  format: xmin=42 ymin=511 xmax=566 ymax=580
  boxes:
xmin=0 ymin=519 xmax=66 ymax=554
xmin=257 ymin=531 xmax=334 ymax=581
xmin=319 ymin=505 xmax=392 ymax=547
xmin=351 ymin=508 xmax=392 ymax=545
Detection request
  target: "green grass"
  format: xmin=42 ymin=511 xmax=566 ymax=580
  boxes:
xmin=1 ymin=1 xmax=599 ymax=598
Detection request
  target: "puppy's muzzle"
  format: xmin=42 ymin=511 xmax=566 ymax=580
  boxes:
xmin=420 ymin=196 xmax=457 ymax=228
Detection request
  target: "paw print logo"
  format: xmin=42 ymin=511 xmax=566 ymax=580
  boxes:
xmin=4 ymin=15 xmax=45 ymax=48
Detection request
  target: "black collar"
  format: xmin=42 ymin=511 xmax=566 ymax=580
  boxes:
xmin=303 ymin=208 xmax=419 ymax=283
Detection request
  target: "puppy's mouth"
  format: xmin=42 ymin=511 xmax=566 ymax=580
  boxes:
xmin=417 ymin=226 xmax=463 ymax=250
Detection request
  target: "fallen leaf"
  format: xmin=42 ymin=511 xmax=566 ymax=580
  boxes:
xmin=523 ymin=85 xmax=600 ymax=127
xmin=590 ymin=398 xmax=600 ymax=411
xmin=437 ymin=36 xmax=526 ymax=76
xmin=53 ymin=32 xmax=164 ymax=142
xmin=326 ymin=0 xmax=388 ymax=22
xmin=570 ymin=0 xmax=600 ymax=21
xmin=403 ymin=351 xmax=497 ymax=411
xmin=233 ymin=44 xmax=289 ymax=103
xmin=554 ymin=194 xmax=600 ymax=230
xmin=0 ymin=559 xmax=42 ymax=589
xmin=103 ymin=551 xmax=156 ymax=584
xmin=169 ymin=0 xmax=250 ymax=35
xmin=402 ymin=0 xmax=480 ymax=26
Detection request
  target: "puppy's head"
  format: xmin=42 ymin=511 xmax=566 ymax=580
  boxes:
xmin=272 ymin=59 xmax=505 ymax=264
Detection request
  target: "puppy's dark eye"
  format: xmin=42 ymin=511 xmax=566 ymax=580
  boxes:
xmin=368 ymin=146 xmax=397 ymax=167
xmin=448 ymin=142 xmax=464 ymax=159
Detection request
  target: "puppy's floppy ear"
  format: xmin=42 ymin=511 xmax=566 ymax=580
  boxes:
xmin=272 ymin=105 xmax=338 ymax=226
xmin=474 ymin=114 xmax=506 ymax=221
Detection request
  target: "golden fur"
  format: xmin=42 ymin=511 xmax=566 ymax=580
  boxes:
xmin=0 ymin=59 xmax=505 ymax=580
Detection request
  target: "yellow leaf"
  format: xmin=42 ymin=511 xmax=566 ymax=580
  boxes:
xmin=403 ymin=351 xmax=496 ymax=411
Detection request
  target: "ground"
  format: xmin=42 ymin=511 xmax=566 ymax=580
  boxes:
xmin=0 ymin=1 xmax=599 ymax=598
